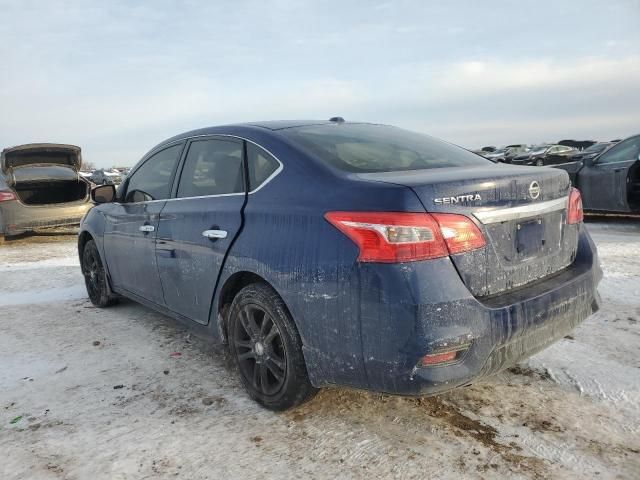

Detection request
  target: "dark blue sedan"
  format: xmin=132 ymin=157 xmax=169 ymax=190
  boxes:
xmin=79 ymin=120 xmax=602 ymax=410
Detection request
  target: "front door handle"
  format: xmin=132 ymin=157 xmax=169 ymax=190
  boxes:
xmin=139 ymin=225 xmax=155 ymax=233
xmin=202 ymin=229 xmax=227 ymax=239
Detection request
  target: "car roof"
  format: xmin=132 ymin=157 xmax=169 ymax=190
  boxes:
xmin=242 ymin=120 xmax=344 ymax=130
xmin=150 ymin=120 xmax=376 ymax=154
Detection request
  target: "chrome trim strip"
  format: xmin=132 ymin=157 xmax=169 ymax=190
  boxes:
xmin=473 ymin=197 xmax=567 ymax=224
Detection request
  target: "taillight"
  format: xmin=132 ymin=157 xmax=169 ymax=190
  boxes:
xmin=567 ymin=188 xmax=583 ymax=224
xmin=324 ymin=211 xmax=485 ymax=263
xmin=431 ymin=213 xmax=486 ymax=254
xmin=0 ymin=190 xmax=17 ymax=202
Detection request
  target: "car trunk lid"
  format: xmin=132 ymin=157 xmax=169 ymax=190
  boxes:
xmin=1 ymin=144 xmax=88 ymax=206
xmin=357 ymin=165 xmax=578 ymax=297
xmin=1 ymin=143 xmax=82 ymax=173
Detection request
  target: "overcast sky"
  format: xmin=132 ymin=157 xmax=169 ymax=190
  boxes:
xmin=1 ymin=0 xmax=639 ymax=167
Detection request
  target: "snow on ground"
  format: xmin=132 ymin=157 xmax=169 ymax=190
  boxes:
xmin=0 ymin=222 xmax=639 ymax=480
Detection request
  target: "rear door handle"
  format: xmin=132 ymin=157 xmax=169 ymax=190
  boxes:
xmin=139 ymin=225 xmax=155 ymax=233
xmin=202 ymin=229 xmax=227 ymax=239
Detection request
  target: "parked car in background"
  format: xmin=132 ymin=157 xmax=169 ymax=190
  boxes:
xmin=558 ymin=140 xmax=597 ymax=151
xmin=481 ymin=148 xmax=509 ymax=162
xmin=503 ymin=144 xmax=530 ymax=163
xmin=79 ymin=120 xmax=601 ymax=410
xmin=91 ymin=168 xmax=123 ymax=186
xmin=0 ymin=143 xmax=92 ymax=242
xmin=482 ymin=145 xmax=530 ymax=163
xmin=553 ymin=134 xmax=640 ymax=213
xmin=565 ymin=142 xmax=613 ymax=163
xmin=511 ymin=144 xmax=576 ymax=166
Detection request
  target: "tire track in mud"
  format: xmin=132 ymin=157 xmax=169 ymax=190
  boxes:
xmin=281 ymin=388 xmax=550 ymax=478
xmin=413 ymin=396 xmax=548 ymax=477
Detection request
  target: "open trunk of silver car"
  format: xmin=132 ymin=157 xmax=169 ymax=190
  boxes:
xmin=1 ymin=144 xmax=89 ymax=205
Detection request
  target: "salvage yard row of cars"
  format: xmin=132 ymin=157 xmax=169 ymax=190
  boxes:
xmin=476 ymin=141 xmax=617 ymax=166
xmin=1 ymin=121 xmax=638 ymax=409
xmin=475 ymin=136 xmax=640 ymax=214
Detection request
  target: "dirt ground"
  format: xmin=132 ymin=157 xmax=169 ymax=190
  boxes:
xmin=1 ymin=220 xmax=638 ymax=480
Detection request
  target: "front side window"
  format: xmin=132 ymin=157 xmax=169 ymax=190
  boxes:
xmin=247 ymin=143 xmax=280 ymax=191
xmin=125 ymin=143 xmax=183 ymax=201
xmin=176 ymin=138 xmax=244 ymax=198
xmin=280 ymin=124 xmax=490 ymax=173
xmin=597 ymin=136 xmax=640 ymax=165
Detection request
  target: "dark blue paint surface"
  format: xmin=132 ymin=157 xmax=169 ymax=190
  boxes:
xmin=79 ymin=122 xmax=602 ymax=395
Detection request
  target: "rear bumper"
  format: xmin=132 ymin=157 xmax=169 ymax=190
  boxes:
xmin=0 ymin=200 xmax=92 ymax=235
xmin=358 ymin=225 xmax=601 ymax=395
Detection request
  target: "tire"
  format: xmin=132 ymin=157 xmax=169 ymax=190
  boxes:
xmin=81 ymin=239 xmax=117 ymax=307
xmin=228 ymin=283 xmax=317 ymax=410
xmin=536 ymin=158 xmax=544 ymax=167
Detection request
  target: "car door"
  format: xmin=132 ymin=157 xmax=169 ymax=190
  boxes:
xmin=102 ymin=142 xmax=184 ymax=304
xmin=544 ymin=146 xmax=563 ymax=165
xmin=155 ymin=137 xmax=246 ymax=325
xmin=548 ymin=146 xmax=574 ymax=165
xmin=578 ymin=135 xmax=640 ymax=212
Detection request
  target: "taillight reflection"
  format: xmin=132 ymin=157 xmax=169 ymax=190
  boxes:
xmin=0 ymin=191 xmax=17 ymax=202
xmin=567 ymin=188 xmax=584 ymax=224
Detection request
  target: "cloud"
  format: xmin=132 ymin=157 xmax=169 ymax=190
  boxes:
xmin=0 ymin=1 xmax=639 ymax=165
xmin=433 ymin=57 xmax=640 ymax=95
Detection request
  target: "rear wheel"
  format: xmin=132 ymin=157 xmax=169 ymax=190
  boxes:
xmin=228 ymin=283 xmax=317 ymax=410
xmin=81 ymin=239 xmax=117 ymax=307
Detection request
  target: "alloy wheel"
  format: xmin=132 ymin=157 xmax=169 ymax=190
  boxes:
xmin=232 ymin=304 xmax=287 ymax=396
xmin=83 ymin=246 xmax=104 ymax=302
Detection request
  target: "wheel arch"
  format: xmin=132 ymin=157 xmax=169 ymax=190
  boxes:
xmin=78 ymin=230 xmax=94 ymax=262
xmin=216 ymin=270 xmax=298 ymax=345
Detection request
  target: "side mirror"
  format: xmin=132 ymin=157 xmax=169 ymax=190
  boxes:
xmin=91 ymin=184 xmax=116 ymax=203
xmin=582 ymin=156 xmax=595 ymax=167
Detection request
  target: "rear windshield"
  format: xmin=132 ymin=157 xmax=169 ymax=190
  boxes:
xmin=280 ymin=124 xmax=490 ymax=173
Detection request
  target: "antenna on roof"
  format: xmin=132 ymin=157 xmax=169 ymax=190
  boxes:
xmin=329 ymin=116 xmax=345 ymax=123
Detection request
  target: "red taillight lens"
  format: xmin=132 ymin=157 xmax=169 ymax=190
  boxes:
xmin=324 ymin=212 xmax=448 ymax=263
xmin=567 ymin=187 xmax=583 ymax=224
xmin=0 ymin=190 xmax=17 ymax=202
xmin=324 ymin=211 xmax=485 ymax=263
xmin=431 ymin=213 xmax=486 ymax=255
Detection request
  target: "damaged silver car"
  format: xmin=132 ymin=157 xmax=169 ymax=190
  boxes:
xmin=0 ymin=143 xmax=92 ymax=242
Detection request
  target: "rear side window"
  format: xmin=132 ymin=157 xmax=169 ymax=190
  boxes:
xmin=126 ymin=143 xmax=182 ymax=201
xmin=176 ymin=138 xmax=244 ymax=198
xmin=597 ymin=136 xmax=640 ymax=164
xmin=247 ymin=143 xmax=279 ymax=191
xmin=280 ymin=124 xmax=490 ymax=173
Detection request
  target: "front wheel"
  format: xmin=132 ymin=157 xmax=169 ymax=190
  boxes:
xmin=81 ymin=239 xmax=117 ymax=307
xmin=228 ymin=283 xmax=317 ymax=410
xmin=536 ymin=158 xmax=544 ymax=167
